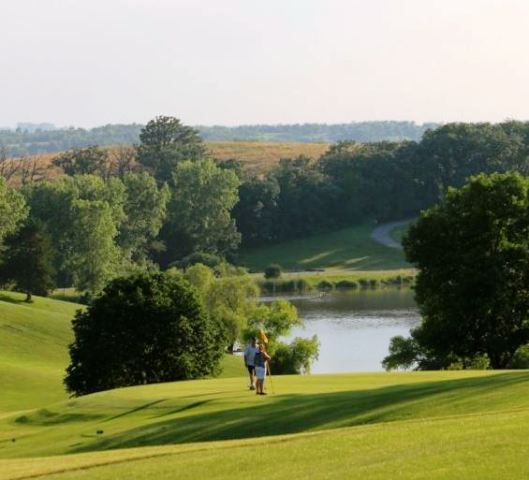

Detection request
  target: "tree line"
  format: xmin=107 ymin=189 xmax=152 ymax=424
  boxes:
xmin=1 ymin=121 xmax=436 ymax=156
xmin=4 ymin=117 xmax=529 ymax=295
xmin=237 ymin=121 xmax=529 ymax=246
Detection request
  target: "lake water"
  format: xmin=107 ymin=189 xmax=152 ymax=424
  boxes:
xmin=263 ymin=289 xmax=421 ymax=373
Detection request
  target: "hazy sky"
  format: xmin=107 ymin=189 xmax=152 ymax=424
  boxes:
xmin=2 ymin=0 xmax=529 ymax=127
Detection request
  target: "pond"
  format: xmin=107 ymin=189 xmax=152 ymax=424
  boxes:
xmin=263 ymin=289 xmax=421 ymax=373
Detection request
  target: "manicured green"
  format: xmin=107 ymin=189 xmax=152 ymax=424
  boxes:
xmin=239 ymin=224 xmax=409 ymax=272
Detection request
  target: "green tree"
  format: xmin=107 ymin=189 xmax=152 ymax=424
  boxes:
xmin=184 ymin=263 xmax=258 ymax=351
xmin=23 ymin=176 xmax=126 ymax=293
xmin=264 ymin=264 xmax=282 ymax=279
xmin=271 ymin=336 xmax=320 ymax=374
xmin=66 ymin=200 xmax=120 ymax=294
xmin=137 ymin=116 xmax=206 ymax=183
xmin=0 ymin=221 xmax=56 ymax=302
xmin=119 ymin=172 xmax=169 ymax=262
xmin=388 ymin=172 xmax=529 ymax=369
xmin=165 ymin=159 xmax=241 ymax=261
xmin=246 ymin=300 xmax=318 ymax=375
xmin=0 ymin=177 xmax=28 ymax=243
xmin=52 ymin=146 xmax=108 ymax=176
xmin=65 ymin=272 xmax=225 ymax=396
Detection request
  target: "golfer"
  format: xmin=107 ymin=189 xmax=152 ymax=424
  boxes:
xmin=254 ymin=344 xmax=271 ymax=395
xmin=244 ymin=337 xmax=259 ymax=390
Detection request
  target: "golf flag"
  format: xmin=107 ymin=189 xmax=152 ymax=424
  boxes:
xmin=258 ymin=329 xmax=269 ymax=346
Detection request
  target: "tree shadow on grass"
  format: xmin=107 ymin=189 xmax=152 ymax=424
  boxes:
xmin=71 ymin=371 xmax=529 ymax=453
xmin=0 ymin=293 xmax=27 ymax=305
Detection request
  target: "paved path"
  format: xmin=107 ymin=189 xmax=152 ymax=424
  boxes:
xmin=371 ymin=219 xmax=413 ymax=249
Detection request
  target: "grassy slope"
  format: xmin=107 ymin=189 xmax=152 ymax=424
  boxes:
xmin=0 ymin=292 xmax=244 ymax=415
xmin=207 ymin=141 xmax=329 ymax=173
xmin=6 ymin=141 xmax=329 ymax=186
xmin=239 ymin=224 xmax=410 ymax=272
xmin=4 ymin=410 xmax=529 ymax=480
xmin=1 ymin=370 xmax=528 ymax=458
xmin=0 ymin=292 xmax=78 ymax=413
xmin=2 ymin=371 xmax=529 ymax=478
xmin=2 ymin=292 xmax=529 ymax=479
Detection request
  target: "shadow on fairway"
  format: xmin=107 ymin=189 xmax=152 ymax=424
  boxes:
xmin=70 ymin=371 xmax=529 ymax=453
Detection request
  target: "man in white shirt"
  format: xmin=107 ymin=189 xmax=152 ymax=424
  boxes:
xmin=244 ymin=337 xmax=259 ymax=390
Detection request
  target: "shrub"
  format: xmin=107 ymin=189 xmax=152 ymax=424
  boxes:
xmin=264 ymin=264 xmax=282 ymax=279
xmin=358 ymin=278 xmax=370 ymax=289
xmin=64 ymin=272 xmax=225 ymax=396
xmin=271 ymin=336 xmax=319 ymax=374
xmin=174 ymin=251 xmax=223 ymax=269
xmin=317 ymin=280 xmax=334 ymax=291
xmin=511 ymin=344 xmax=529 ymax=368
xmin=295 ymin=279 xmax=310 ymax=292
xmin=468 ymin=353 xmax=490 ymax=370
xmin=335 ymin=279 xmax=358 ymax=290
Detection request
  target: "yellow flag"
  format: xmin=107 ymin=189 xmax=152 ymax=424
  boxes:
xmin=259 ymin=329 xmax=269 ymax=345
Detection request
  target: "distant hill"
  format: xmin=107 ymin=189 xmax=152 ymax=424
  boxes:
xmin=0 ymin=121 xmax=438 ymax=157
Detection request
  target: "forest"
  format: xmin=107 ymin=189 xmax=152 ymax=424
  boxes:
xmin=0 ymin=121 xmax=437 ymax=156
xmin=3 ymin=117 xmax=529 ymax=298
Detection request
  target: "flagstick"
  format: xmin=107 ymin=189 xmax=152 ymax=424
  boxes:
xmin=267 ymin=360 xmax=275 ymax=394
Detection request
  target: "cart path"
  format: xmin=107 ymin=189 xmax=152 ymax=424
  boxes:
xmin=371 ymin=220 xmax=413 ymax=249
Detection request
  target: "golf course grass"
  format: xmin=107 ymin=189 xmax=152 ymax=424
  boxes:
xmin=239 ymin=224 xmax=409 ymax=272
xmin=2 ymin=292 xmax=529 ymax=479
xmin=0 ymin=293 xmax=243 ymax=414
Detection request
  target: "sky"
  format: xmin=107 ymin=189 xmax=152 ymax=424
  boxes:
xmin=1 ymin=0 xmax=529 ymax=128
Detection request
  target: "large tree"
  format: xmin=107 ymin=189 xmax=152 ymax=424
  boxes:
xmin=137 ymin=116 xmax=206 ymax=183
xmin=119 ymin=172 xmax=170 ymax=262
xmin=23 ymin=175 xmax=126 ymax=293
xmin=0 ymin=221 xmax=56 ymax=302
xmin=52 ymin=146 xmax=108 ymax=176
xmin=0 ymin=177 xmax=28 ymax=243
xmin=65 ymin=272 xmax=226 ymax=396
xmin=66 ymin=199 xmax=120 ymax=294
xmin=386 ymin=172 xmax=529 ymax=370
xmin=164 ymin=159 xmax=240 ymax=262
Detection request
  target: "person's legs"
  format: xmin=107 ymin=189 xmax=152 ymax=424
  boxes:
xmin=255 ymin=366 xmax=265 ymax=394
xmin=247 ymin=365 xmax=256 ymax=389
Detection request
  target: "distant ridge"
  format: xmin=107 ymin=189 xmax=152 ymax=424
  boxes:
xmin=0 ymin=121 xmax=439 ymax=157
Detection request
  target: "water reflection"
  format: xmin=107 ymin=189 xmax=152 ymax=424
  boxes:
xmin=263 ymin=289 xmax=421 ymax=373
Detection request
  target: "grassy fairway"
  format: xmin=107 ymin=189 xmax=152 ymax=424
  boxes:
xmin=1 ymin=370 xmax=528 ymax=458
xmin=239 ymin=224 xmax=410 ymax=272
xmin=3 ymin=409 xmax=529 ymax=480
xmin=1 ymin=370 xmax=529 ymax=479
xmin=3 ymin=291 xmax=529 ymax=480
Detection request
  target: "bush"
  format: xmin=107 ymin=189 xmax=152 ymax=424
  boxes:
xmin=264 ymin=264 xmax=282 ymax=279
xmin=317 ymin=280 xmax=334 ymax=291
xmin=335 ymin=279 xmax=358 ymax=290
xmin=64 ymin=272 xmax=226 ymax=396
xmin=174 ymin=252 xmax=223 ymax=269
xmin=295 ymin=279 xmax=310 ymax=292
xmin=511 ymin=344 xmax=529 ymax=368
xmin=358 ymin=278 xmax=370 ymax=289
xmin=468 ymin=353 xmax=490 ymax=370
xmin=270 ymin=336 xmax=319 ymax=374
